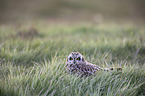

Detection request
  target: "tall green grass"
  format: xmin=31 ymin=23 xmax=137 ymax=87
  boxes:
xmin=0 ymin=23 xmax=145 ymax=96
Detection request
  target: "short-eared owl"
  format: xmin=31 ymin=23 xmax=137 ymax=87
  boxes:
xmin=66 ymin=52 xmax=122 ymax=77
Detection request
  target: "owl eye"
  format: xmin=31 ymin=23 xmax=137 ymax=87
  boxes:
xmin=69 ymin=57 xmax=73 ymax=60
xmin=77 ymin=57 xmax=81 ymax=61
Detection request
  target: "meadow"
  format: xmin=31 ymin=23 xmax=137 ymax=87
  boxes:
xmin=0 ymin=22 xmax=145 ymax=96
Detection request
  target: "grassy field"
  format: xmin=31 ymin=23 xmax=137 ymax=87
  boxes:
xmin=0 ymin=22 xmax=145 ymax=96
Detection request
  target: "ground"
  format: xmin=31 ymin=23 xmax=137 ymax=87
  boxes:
xmin=0 ymin=22 xmax=145 ymax=96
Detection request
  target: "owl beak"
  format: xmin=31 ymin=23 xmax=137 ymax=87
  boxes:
xmin=74 ymin=60 xmax=76 ymax=64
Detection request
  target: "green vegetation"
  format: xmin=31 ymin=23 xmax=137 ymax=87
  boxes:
xmin=0 ymin=23 xmax=145 ymax=96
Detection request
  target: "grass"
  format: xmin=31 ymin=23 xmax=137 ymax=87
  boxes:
xmin=0 ymin=22 xmax=145 ymax=96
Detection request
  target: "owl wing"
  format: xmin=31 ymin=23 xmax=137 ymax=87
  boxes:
xmin=101 ymin=67 xmax=122 ymax=71
xmin=85 ymin=62 xmax=101 ymax=71
xmin=76 ymin=63 xmax=99 ymax=76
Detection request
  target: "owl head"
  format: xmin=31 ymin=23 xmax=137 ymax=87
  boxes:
xmin=67 ymin=52 xmax=86 ymax=65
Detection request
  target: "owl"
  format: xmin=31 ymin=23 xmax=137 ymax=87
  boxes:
xmin=66 ymin=52 xmax=122 ymax=77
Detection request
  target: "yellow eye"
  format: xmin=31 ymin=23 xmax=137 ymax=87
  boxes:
xmin=77 ymin=57 xmax=81 ymax=61
xmin=69 ymin=57 xmax=73 ymax=60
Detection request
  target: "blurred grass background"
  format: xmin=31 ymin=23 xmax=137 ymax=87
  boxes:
xmin=0 ymin=0 xmax=145 ymax=96
xmin=0 ymin=0 xmax=145 ymax=24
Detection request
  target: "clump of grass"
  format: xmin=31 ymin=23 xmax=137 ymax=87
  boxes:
xmin=0 ymin=57 xmax=145 ymax=96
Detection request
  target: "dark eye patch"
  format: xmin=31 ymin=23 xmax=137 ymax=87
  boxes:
xmin=69 ymin=57 xmax=73 ymax=60
xmin=77 ymin=57 xmax=81 ymax=61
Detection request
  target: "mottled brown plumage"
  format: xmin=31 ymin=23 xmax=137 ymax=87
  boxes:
xmin=66 ymin=52 xmax=122 ymax=77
